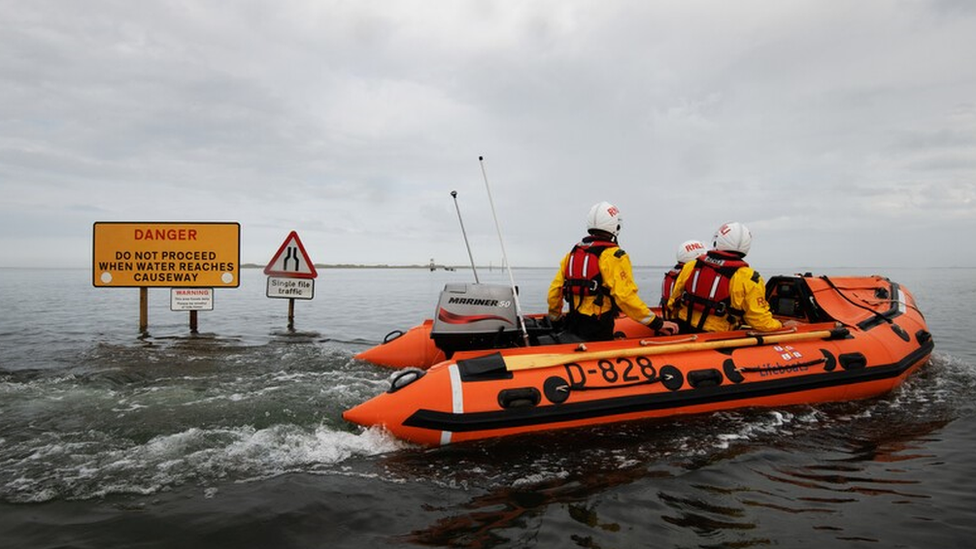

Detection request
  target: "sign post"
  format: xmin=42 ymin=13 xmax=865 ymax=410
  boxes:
xmin=264 ymin=231 xmax=317 ymax=331
xmin=140 ymin=287 xmax=148 ymax=335
xmin=93 ymin=222 xmax=240 ymax=335
xmin=170 ymin=288 xmax=215 ymax=334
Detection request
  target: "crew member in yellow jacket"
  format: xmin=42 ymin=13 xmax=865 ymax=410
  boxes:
xmin=667 ymin=221 xmax=798 ymax=333
xmin=548 ymin=201 xmax=678 ymax=341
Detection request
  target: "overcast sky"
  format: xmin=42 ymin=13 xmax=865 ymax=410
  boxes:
xmin=2 ymin=0 xmax=975 ymax=272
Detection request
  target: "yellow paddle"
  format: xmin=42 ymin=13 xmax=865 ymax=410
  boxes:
xmin=504 ymin=328 xmax=843 ymax=372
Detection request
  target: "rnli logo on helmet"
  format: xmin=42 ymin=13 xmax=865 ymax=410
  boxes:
xmin=719 ymin=224 xmax=732 ymax=236
xmin=684 ymin=241 xmax=705 ymax=254
xmin=607 ymin=205 xmax=619 ymax=217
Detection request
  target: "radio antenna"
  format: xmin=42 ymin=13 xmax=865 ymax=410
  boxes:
xmin=450 ymin=190 xmax=480 ymax=283
xmin=478 ymin=156 xmax=529 ymax=346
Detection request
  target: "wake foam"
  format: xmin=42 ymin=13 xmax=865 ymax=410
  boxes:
xmin=0 ymin=423 xmax=408 ymax=503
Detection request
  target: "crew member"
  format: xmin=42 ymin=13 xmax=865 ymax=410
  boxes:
xmin=667 ymin=222 xmax=798 ymax=333
xmin=548 ymin=201 xmax=678 ymax=341
xmin=660 ymin=239 xmax=706 ymax=318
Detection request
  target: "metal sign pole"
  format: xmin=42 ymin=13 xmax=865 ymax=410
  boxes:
xmin=139 ymin=287 xmax=149 ymax=335
xmin=288 ymin=298 xmax=295 ymax=331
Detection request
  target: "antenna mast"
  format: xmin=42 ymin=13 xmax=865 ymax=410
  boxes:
xmin=478 ymin=156 xmax=529 ymax=346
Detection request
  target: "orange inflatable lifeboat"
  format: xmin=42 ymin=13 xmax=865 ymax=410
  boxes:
xmin=355 ymin=282 xmax=657 ymax=369
xmin=344 ymin=274 xmax=934 ymax=446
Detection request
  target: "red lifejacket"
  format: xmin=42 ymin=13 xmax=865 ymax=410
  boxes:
xmin=679 ymin=250 xmax=749 ymax=330
xmin=660 ymin=263 xmax=683 ymax=317
xmin=563 ymin=236 xmax=617 ymax=313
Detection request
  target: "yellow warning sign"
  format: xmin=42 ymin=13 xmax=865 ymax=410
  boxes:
xmin=93 ymin=222 xmax=240 ymax=287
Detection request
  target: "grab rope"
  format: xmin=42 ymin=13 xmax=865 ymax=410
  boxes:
xmin=640 ymin=335 xmax=698 ymax=346
xmin=857 ymin=297 xmax=925 ymax=317
xmin=820 ymin=276 xmax=892 ymax=325
xmin=746 ymin=326 xmax=797 ymax=337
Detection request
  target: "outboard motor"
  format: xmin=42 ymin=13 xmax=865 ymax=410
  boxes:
xmin=430 ymin=283 xmax=521 ymax=356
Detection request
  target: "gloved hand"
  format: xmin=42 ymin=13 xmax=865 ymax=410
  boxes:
xmin=548 ymin=313 xmax=565 ymax=332
xmin=656 ymin=320 xmax=679 ymax=336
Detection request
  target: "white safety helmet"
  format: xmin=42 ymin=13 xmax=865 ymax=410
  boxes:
xmin=586 ymin=201 xmax=622 ymax=237
xmin=676 ymin=239 xmax=706 ymax=264
xmin=712 ymin=222 xmax=752 ymax=256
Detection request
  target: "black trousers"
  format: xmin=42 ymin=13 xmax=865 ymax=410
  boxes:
xmin=565 ymin=311 xmax=616 ymax=342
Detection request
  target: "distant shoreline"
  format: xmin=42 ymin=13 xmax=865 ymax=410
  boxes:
xmin=4 ymin=264 xmax=959 ymax=271
xmin=239 ymin=263 xmax=559 ymax=270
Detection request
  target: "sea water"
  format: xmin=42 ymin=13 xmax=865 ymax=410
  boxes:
xmin=1 ymin=266 xmax=974 ymax=548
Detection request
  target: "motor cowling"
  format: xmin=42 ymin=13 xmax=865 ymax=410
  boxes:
xmin=430 ymin=283 xmax=520 ymax=356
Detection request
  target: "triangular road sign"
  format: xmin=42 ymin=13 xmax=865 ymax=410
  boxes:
xmin=264 ymin=231 xmax=318 ymax=279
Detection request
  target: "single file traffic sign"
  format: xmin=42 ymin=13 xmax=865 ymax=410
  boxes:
xmin=264 ymin=231 xmax=317 ymax=279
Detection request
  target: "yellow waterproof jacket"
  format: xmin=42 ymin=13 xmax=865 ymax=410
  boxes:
xmin=665 ymin=259 xmax=783 ymax=332
xmin=547 ymin=244 xmax=659 ymax=327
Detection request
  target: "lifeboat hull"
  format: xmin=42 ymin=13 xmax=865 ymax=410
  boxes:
xmin=345 ymin=275 xmax=934 ymax=446
xmin=354 ymin=314 xmax=657 ymax=369
xmin=355 ymin=320 xmax=448 ymax=370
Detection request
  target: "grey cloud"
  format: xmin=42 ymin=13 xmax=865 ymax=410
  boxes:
xmin=1 ymin=0 xmax=975 ymax=269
